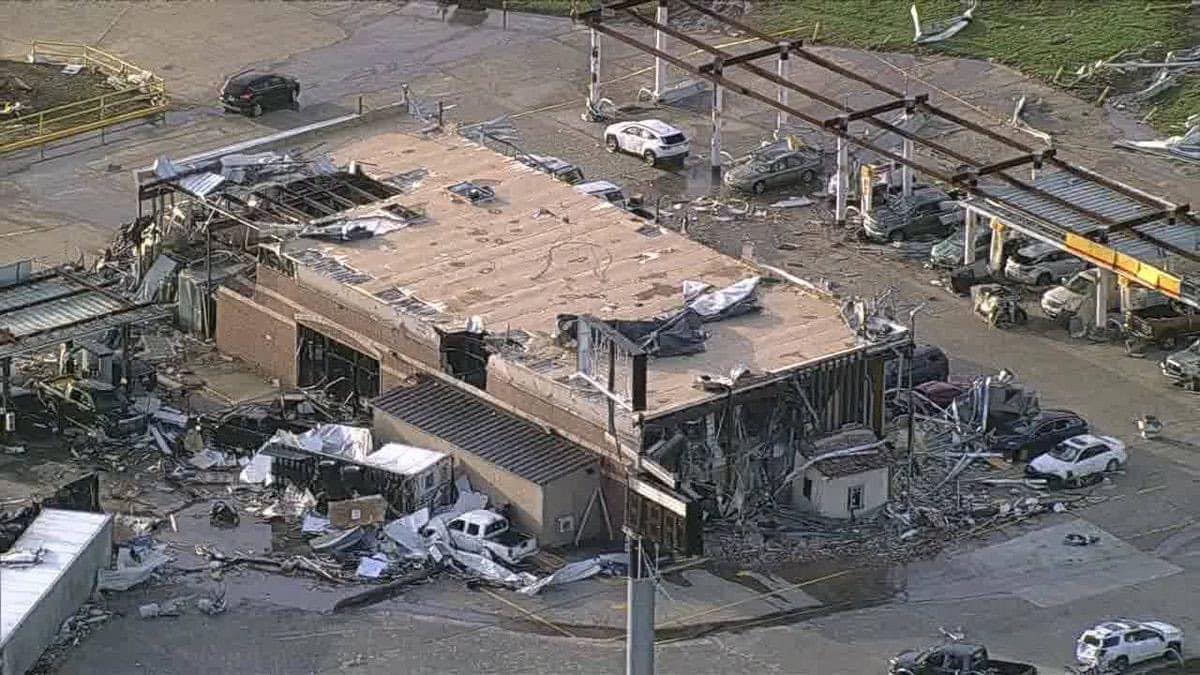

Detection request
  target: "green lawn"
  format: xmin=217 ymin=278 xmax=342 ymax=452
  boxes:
xmin=493 ymin=0 xmax=1197 ymax=133
xmin=756 ymin=1 xmax=1196 ymax=133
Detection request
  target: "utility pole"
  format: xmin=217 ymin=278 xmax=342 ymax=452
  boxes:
xmin=626 ymin=533 xmax=655 ymax=675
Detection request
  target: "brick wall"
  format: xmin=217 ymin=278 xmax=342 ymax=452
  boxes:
xmin=215 ymin=287 xmax=298 ymax=385
xmin=257 ymin=265 xmax=440 ymax=368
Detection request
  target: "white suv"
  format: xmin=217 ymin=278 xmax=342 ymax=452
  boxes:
xmin=1076 ymin=620 xmax=1183 ymax=672
xmin=1026 ymin=434 xmax=1126 ymax=487
xmin=604 ymin=119 xmax=689 ymax=167
xmin=1004 ymin=241 xmax=1086 ymax=286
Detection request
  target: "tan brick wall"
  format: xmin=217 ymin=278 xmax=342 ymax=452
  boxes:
xmin=257 ymin=265 xmax=440 ymax=367
xmin=215 ymin=287 xmax=298 ymax=385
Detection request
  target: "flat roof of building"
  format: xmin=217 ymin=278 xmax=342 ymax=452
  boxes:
xmin=1 ymin=509 xmax=111 ymax=645
xmin=281 ymin=132 xmax=863 ymax=413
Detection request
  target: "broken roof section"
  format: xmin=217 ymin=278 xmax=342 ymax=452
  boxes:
xmin=0 ymin=266 xmax=169 ymax=360
xmin=276 ymin=132 xmax=895 ymax=413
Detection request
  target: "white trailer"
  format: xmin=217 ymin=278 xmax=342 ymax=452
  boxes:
xmin=1 ymin=509 xmax=112 ymax=675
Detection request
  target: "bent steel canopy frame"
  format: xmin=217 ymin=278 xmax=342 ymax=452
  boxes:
xmin=580 ymin=0 xmax=1199 ymax=306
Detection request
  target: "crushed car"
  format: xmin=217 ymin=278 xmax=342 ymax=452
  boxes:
xmin=929 ymin=225 xmax=990 ymax=269
xmin=1075 ymin=619 xmax=1183 ymax=673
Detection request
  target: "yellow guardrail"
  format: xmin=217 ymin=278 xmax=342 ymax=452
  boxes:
xmin=0 ymin=41 xmax=167 ymax=155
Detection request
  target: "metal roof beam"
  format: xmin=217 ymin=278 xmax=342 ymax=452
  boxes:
xmin=823 ymin=96 xmax=924 ymax=128
xmin=698 ymin=43 xmax=796 ymax=72
xmin=577 ymin=0 xmax=655 ymax=21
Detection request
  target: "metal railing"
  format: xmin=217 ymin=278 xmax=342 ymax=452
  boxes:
xmin=0 ymin=41 xmax=167 ymax=155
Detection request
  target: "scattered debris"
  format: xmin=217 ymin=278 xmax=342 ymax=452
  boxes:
xmin=209 ymin=500 xmax=241 ymax=528
xmin=1115 ymin=114 xmax=1200 ymax=166
xmin=910 ymin=1 xmax=976 ymax=45
xmin=1063 ymin=533 xmax=1100 ymax=546
xmin=447 ymin=181 xmax=496 ymax=205
xmin=1009 ymin=95 xmax=1053 ymax=145
xmin=328 ymin=495 xmax=388 ymax=529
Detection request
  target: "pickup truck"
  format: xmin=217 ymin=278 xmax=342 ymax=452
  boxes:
xmin=445 ymin=510 xmax=538 ymax=565
xmin=1126 ymin=305 xmax=1200 ymax=350
xmin=888 ymin=644 xmax=1037 ymax=675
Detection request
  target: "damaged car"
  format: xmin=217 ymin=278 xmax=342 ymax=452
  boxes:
xmin=888 ymin=643 xmax=1036 ymax=675
xmin=723 ymin=147 xmax=822 ymax=194
xmin=1004 ymin=242 xmax=1086 ymax=286
xmin=989 ymin=409 xmax=1088 ymax=462
xmin=928 ymin=225 xmax=989 ymax=269
xmin=863 ymin=187 xmax=963 ymax=243
xmin=1161 ymin=337 xmax=1200 ymax=388
xmin=441 ymin=510 xmax=538 ymax=565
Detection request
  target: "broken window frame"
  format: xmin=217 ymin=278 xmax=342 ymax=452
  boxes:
xmin=846 ymin=484 xmax=865 ymax=512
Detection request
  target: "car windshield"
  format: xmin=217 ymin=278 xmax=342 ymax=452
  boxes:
xmin=1082 ymin=635 xmax=1101 ymax=647
xmin=1065 ymin=276 xmax=1092 ymax=293
xmin=661 ymin=133 xmax=686 ymax=144
xmin=1050 ymin=442 xmax=1082 ymax=462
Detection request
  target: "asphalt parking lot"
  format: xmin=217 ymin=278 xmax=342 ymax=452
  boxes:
xmin=3 ymin=2 xmax=1199 ymax=673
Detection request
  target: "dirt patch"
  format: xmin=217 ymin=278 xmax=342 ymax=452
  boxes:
xmin=0 ymin=60 xmax=114 ymax=113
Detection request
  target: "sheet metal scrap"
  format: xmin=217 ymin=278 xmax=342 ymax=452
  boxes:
xmin=910 ymin=1 xmax=976 ymax=45
xmin=1115 ymin=115 xmax=1200 ymax=166
xmin=447 ymin=181 xmax=496 ymax=205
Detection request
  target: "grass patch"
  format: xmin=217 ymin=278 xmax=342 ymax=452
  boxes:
xmin=756 ymin=1 xmax=1196 ymax=133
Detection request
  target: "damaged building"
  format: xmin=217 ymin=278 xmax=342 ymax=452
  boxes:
xmin=137 ymin=131 xmax=911 ymax=545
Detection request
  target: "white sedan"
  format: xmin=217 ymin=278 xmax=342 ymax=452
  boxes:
xmin=604 ymin=119 xmax=689 ymax=167
xmin=1026 ymin=434 xmax=1126 ymax=487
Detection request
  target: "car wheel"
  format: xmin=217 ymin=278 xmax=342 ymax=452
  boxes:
xmin=752 ymin=180 xmax=766 ymax=194
xmin=1167 ymin=641 xmax=1182 ymax=659
xmin=1112 ymin=656 xmax=1129 ymax=672
xmin=250 ymin=103 xmax=263 ymax=118
xmin=1105 ymin=459 xmax=1119 ymax=473
xmin=643 ymin=150 xmax=657 ymax=167
xmin=1161 ymin=336 xmax=1177 ymax=351
xmin=800 ymin=169 xmax=815 ymax=183
xmin=290 ymin=87 xmax=300 ymax=109
xmin=888 ymin=229 xmax=907 ymax=243
xmin=1036 ymin=272 xmax=1051 ymax=286
xmin=605 ymin=135 xmax=619 ymax=153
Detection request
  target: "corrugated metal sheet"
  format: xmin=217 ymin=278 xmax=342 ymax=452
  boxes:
xmin=372 ymin=376 xmax=597 ymax=485
xmin=0 ymin=276 xmax=82 ymax=313
xmin=976 ymin=171 xmax=1200 ymax=261
xmin=0 ymin=292 xmax=125 ymax=337
xmin=0 ymin=305 xmax=168 ymax=360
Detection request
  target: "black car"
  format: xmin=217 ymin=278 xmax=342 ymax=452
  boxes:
xmin=990 ymin=408 xmax=1088 ymax=461
xmin=884 ymin=344 xmax=950 ymax=391
xmin=220 ymin=72 xmax=300 ymax=117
